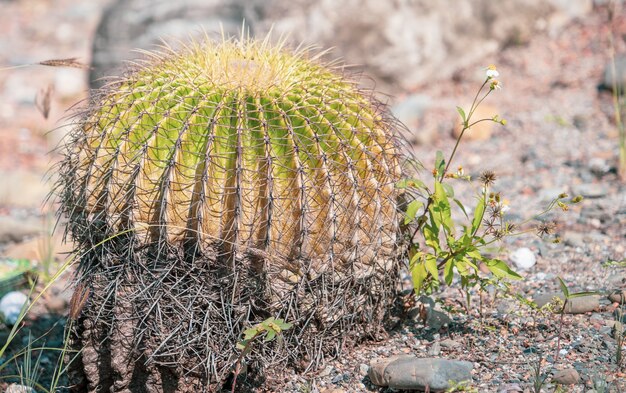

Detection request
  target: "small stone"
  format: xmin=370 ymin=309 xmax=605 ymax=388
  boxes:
xmin=428 ymin=341 xmax=441 ymax=356
xmin=603 ymin=55 xmax=626 ymax=93
xmin=440 ymin=338 xmax=460 ymax=349
xmin=533 ymin=293 xmax=600 ymax=314
xmin=552 ymin=368 xmax=580 ymax=385
xmin=608 ymin=290 xmax=626 ymax=304
xmin=368 ymin=355 xmax=473 ymax=390
xmin=588 ymin=157 xmax=611 ymax=176
xmin=358 ymin=363 xmax=369 ymax=376
xmin=509 ymin=247 xmax=536 ymax=270
xmin=5 ymin=384 xmax=35 ymax=393
xmin=0 ymin=291 xmax=29 ymax=325
xmin=318 ymin=365 xmax=334 ymax=378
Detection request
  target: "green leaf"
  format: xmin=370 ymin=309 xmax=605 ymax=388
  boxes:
xmin=453 ymin=198 xmax=468 ymax=219
xmin=442 ymin=183 xmax=455 ymax=198
xmin=432 ymin=182 xmax=454 ymax=235
xmin=435 ymin=151 xmax=445 ymax=177
xmin=486 ymin=259 xmax=523 ymax=280
xmin=275 ymin=320 xmax=292 ymax=330
xmin=568 ymin=291 xmax=597 ymax=299
xmin=236 ymin=342 xmax=246 ymax=350
xmin=264 ymin=329 xmax=276 ymax=342
xmin=444 ymin=259 xmax=454 ymax=285
xmin=404 ymin=200 xmax=423 ymax=224
xmin=424 ymin=254 xmax=439 ymax=282
xmin=557 ymin=277 xmax=569 ymax=298
xmin=411 ymin=259 xmax=427 ymax=294
xmin=471 ymin=198 xmax=486 ymax=235
xmin=243 ymin=328 xmax=258 ymax=340
xmin=423 ymin=224 xmax=441 ymax=253
xmin=456 ymin=106 xmax=467 ymax=123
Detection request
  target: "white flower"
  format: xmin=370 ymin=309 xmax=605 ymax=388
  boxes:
xmin=485 ymin=64 xmax=499 ymax=79
xmin=490 ymin=79 xmax=502 ymax=90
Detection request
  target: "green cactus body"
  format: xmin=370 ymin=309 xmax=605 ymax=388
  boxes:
xmin=59 ymin=38 xmax=407 ymax=391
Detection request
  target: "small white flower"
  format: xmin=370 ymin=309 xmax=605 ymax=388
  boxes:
xmin=490 ymin=79 xmax=502 ymax=90
xmin=485 ymin=64 xmax=499 ymax=79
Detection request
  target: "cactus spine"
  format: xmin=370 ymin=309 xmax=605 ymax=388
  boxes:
xmin=58 ymin=38 xmax=406 ymax=392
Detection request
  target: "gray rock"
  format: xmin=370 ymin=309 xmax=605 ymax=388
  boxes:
xmin=368 ymin=355 xmax=473 ymax=391
xmin=0 ymin=216 xmax=41 ymax=244
xmin=5 ymin=384 xmax=35 ymax=393
xmin=428 ymin=341 xmax=441 ymax=356
xmin=533 ymin=293 xmax=600 ymax=314
xmin=608 ymin=289 xmax=626 ymax=304
xmin=440 ymin=338 xmax=460 ymax=349
xmin=358 ymin=363 xmax=369 ymax=376
xmin=91 ymin=0 xmax=592 ymax=93
xmin=603 ymin=55 xmax=626 ymax=93
xmin=552 ymin=368 xmax=580 ymax=385
xmin=0 ymin=291 xmax=29 ymax=325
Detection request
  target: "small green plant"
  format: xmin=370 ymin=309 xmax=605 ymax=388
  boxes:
xmin=232 ymin=317 xmax=292 ymax=392
xmin=528 ymin=353 xmax=551 ymax=393
xmin=401 ymin=66 xmax=582 ymax=300
xmin=553 ymin=277 xmax=596 ymax=362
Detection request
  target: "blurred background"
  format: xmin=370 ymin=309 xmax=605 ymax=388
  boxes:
xmin=0 ymin=0 xmax=624 ymax=389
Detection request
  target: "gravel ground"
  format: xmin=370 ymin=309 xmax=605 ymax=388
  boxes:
xmin=0 ymin=1 xmax=625 ymax=392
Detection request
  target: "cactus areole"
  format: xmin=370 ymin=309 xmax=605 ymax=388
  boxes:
xmin=58 ymin=38 xmax=408 ymax=392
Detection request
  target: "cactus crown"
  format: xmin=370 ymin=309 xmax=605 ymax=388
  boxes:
xmin=62 ymin=37 xmax=403 ymax=273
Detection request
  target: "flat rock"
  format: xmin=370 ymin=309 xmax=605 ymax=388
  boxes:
xmin=533 ymin=293 xmax=599 ymax=314
xmin=0 ymin=216 xmax=42 ymax=244
xmin=368 ymin=355 xmax=473 ymax=391
xmin=552 ymin=368 xmax=580 ymax=385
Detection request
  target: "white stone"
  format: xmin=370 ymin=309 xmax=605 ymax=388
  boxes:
xmin=510 ymin=247 xmax=536 ymax=270
xmin=0 ymin=291 xmax=30 ymax=325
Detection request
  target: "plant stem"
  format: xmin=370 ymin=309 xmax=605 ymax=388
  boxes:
xmin=555 ymin=299 xmax=567 ymax=363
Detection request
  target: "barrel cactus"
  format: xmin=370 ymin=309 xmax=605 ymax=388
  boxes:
xmin=57 ymin=37 xmax=408 ymax=392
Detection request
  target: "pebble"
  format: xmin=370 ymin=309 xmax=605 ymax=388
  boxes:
xmin=603 ymin=55 xmax=626 ymax=92
xmin=440 ymin=338 xmax=460 ymax=349
xmin=608 ymin=289 xmax=626 ymax=304
xmin=0 ymin=291 xmax=29 ymax=325
xmin=358 ymin=363 xmax=369 ymax=376
xmin=551 ymin=368 xmax=580 ymax=385
xmin=368 ymin=355 xmax=473 ymax=390
xmin=509 ymin=247 xmax=536 ymax=270
xmin=4 ymin=384 xmax=35 ymax=393
xmin=428 ymin=341 xmax=441 ymax=356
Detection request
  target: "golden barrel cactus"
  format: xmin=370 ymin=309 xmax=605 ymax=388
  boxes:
xmin=57 ymin=38 xmax=408 ymax=392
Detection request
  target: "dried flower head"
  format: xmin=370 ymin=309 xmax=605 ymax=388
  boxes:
xmin=480 ymin=171 xmax=497 ymax=187
xmin=490 ymin=79 xmax=502 ymax=90
xmin=536 ymin=221 xmax=556 ymax=237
